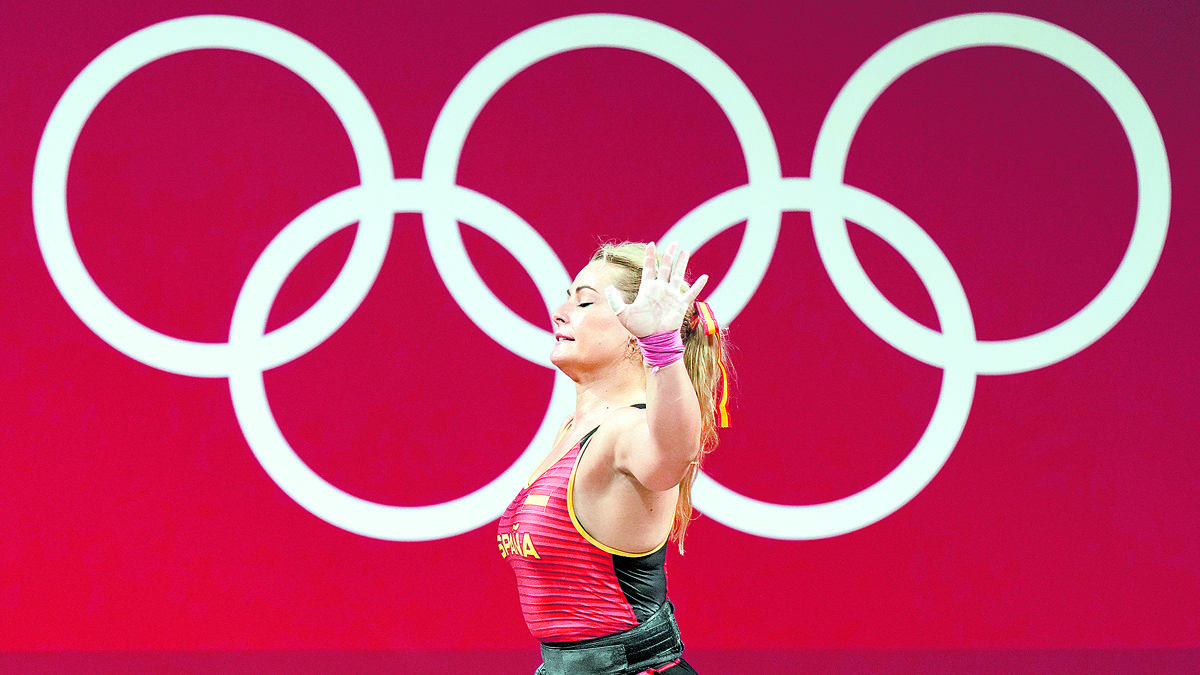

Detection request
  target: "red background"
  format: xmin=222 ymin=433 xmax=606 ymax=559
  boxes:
xmin=2 ymin=0 xmax=1197 ymax=671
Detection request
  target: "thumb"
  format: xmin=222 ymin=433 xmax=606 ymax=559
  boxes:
xmin=604 ymin=285 xmax=627 ymax=315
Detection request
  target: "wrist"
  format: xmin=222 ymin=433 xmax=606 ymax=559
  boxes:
xmin=637 ymin=331 xmax=684 ymax=371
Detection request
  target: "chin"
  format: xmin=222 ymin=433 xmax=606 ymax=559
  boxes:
xmin=550 ymin=345 xmax=570 ymax=369
xmin=550 ymin=349 xmax=583 ymax=381
xmin=550 ymin=348 xmax=575 ymax=364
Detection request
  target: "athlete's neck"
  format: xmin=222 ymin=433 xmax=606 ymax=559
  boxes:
xmin=571 ymin=372 xmax=645 ymax=429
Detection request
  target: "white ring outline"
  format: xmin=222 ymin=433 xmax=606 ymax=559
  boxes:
xmin=423 ymin=13 xmax=782 ymax=338
xmin=810 ymin=12 xmax=1170 ymax=375
xmin=228 ymin=180 xmax=575 ymax=540
xmin=32 ymin=15 xmax=395 ymax=377
xmin=30 ymin=12 xmax=1170 ymax=541
xmin=673 ymin=179 xmax=977 ymax=539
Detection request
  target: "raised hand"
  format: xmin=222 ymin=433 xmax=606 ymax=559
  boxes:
xmin=604 ymin=241 xmax=708 ymax=338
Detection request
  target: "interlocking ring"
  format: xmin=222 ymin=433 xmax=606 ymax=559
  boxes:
xmin=34 ymin=12 xmax=1169 ymax=541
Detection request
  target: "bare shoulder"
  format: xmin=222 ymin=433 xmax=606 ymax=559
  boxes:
xmin=578 ymin=406 xmax=647 ymax=475
xmin=572 ymin=405 xmax=677 ymax=552
xmin=605 ymin=404 xmax=647 ymax=433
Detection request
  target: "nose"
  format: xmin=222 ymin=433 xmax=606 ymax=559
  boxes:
xmin=551 ymin=301 xmax=569 ymax=326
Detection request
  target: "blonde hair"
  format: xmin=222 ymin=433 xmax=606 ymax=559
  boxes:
xmin=591 ymin=241 xmax=731 ymax=553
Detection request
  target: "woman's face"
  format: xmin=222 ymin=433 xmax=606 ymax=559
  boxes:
xmin=550 ymin=261 xmax=634 ymax=376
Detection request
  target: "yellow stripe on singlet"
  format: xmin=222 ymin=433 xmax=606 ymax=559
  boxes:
xmin=524 ymin=494 xmax=549 ymax=507
xmin=566 ymin=434 xmax=668 ymax=558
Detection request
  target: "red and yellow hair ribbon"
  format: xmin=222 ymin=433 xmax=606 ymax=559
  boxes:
xmin=694 ymin=301 xmax=730 ymax=428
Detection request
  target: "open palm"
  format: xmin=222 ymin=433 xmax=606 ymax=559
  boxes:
xmin=604 ymin=241 xmax=709 ymax=338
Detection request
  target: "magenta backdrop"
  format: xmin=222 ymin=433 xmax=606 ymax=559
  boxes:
xmin=2 ymin=0 xmax=1197 ymax=670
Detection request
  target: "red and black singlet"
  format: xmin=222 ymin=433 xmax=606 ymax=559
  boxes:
xmin=498 ymin=410 xmax=669 ymax=643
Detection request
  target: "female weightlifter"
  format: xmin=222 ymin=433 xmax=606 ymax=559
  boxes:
xmin=497 ymin=241 xmax=730 ymax=674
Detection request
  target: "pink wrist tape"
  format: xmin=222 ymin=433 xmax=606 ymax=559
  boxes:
xmin=637 ymin=331 xmax=684 ymax=370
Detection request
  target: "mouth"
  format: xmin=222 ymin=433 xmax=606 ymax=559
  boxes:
xmin=555 ymin=335 xmax=574 ymax=343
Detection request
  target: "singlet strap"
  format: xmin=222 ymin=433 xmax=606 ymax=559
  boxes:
xmin=576 ymin=403 xmax=645 ymax=453
xmin=570 ymin=402 xmax=667 ymax=558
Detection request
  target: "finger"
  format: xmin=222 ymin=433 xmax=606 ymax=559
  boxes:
xmin=683 ymin=274 xmax=709 ymax=304
xmin=604 ymin=285 xmax=628 ymax=315
xmin=657 ymin=241 xmax=678 ymax=282
xmin=641 ymin=242 xmax=657 ymax=288
xmin=672 ymin=248 xmax=691 ymax=289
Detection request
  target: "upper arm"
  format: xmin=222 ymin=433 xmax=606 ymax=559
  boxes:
xmin=609 ymin=406 xmax=699 ymax=492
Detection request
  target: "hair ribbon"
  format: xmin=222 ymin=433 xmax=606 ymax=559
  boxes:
xmin=694 ymin=301 xmax=730 ymax=428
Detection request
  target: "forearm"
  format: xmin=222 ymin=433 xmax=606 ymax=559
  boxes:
xmin=640 ymin=360 xmax=702 ymax=490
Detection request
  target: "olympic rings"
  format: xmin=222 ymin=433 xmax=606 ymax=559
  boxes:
xmin=33 ymin=12 xmax=1169 ymax=541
